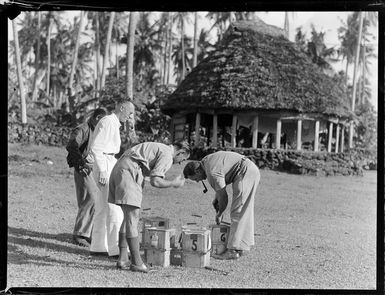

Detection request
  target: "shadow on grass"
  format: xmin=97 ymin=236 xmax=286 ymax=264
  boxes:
xmin=8 ymin=227 xmax=115 ymax=270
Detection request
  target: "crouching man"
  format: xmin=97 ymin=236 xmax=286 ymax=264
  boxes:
xmin=108 ymin=140 xmax=190 ymax=272
xmin=183 ymin=151 xmax=260 ymax=260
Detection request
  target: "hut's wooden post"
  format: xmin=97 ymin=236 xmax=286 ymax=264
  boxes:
xmin=327 ymin=122 xmax=333 ymax=153
xmin=212 ymin=114 xmax=218 ymax=147
xmin=314 ymin=120 xmax=320 ymax=152
xmin=348 ymin=121 xmax=354 ymax=149
xmin=335 ymin=124 xmax=340 ymax=153
xmin=195 ymin=112 xmax=201 ymax=147
xmin=170 ymin=116 xmax=175 ymax=142
xmin=231 ymin=114 xmax=237 ymax=148
xmin=252 ymin=115 xmax=259 ymax=149
xmin=276 ymin=119 xmax=281 ymax=149
xmin=296 ymin=119 xmax=302 ymax=151
xmin=341 ymin=125 xmax=345 ymax=153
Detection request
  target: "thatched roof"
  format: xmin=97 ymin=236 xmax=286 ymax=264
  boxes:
xmin=161 ymin=19 xmax=352 ymax=118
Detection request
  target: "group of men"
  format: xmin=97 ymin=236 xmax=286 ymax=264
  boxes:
xmin=66 ymin=99 xmax=261 ymax=273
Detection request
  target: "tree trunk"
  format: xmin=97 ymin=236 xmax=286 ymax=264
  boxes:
xmin=167 ymin=12 xmax=173 ymax=84
xmin=46 ymin=12 xmax=52 ymax=101
xmin=68 ymin=11 xmax=87 ymax=112
xmin=31 ymin=11 xmax=41 ymax=102
xmin=101 ymin=12 xmax=115 ymax=89
xmin=284 ymin=12 xmax=289 ymax=39
xmin=193 ymin=12 xmax=198 ymax=68
xmin=348 ymin=11 xmax=364 ymax=149
xmin=95 ymin=12 xmax=101 ymax=94
xmin=162 ymin=13 xmax=169 ymax=85
xmin=13 ymin=19 xmax=27 ymax=123
xmin=345 ymin=58 xmax=349 ymax=86
xmin=126 ymin=11 xmax=137 ymax=100
xmin=361 ymin=38 xmax=366 ymax=105
xmin=181 ymin=18 xmax=186 ymax=81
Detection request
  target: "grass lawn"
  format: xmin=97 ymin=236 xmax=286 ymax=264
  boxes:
xmin=6 ymin=143 xmax=377 ymax=289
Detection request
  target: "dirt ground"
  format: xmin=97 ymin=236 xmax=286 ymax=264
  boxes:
xmin=6 ymin=143 xmax=377 ymax=290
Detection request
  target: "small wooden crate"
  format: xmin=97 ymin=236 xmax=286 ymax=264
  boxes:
xmin=143 ymin=228 xmax=176 ymax=250
xmin=141 ymin=217 xmax=170 ymax=243
xmin=211 ymin=243 xmax=227 ymax=255
xmin=182 ymin=251 xmax=210 ymax=268
xmin=210 ymin=223 xmax=230 ymax=244
xmin=181 ymin=228 xmax=211 ymax=254
xmin=209 ymin=223 xmax=230 ymax=255
xmin=144 ymin=248 xmax=170 ymax=267
xmin=170 ymin=248 xmax=183 ymax=266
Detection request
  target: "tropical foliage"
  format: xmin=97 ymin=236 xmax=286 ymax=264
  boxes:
xmin=8 ymin=11 xmax=377 ymax=149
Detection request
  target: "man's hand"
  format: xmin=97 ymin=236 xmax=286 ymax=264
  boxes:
xmin=172 ymin=175 xmax=185 ymax=188
xmin=215 ymin=212 xmax=223 ymax=225
xmin=99 ymin=171 xmax=108 ymax=186
xmin=78 ymin=162 xmax=92 ymax=177
xmin=212 ymin=198 xmax=219 ymax=213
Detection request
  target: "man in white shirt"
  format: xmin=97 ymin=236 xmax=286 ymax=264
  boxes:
xmin=87 ymin=99 xmax=135 ymax=257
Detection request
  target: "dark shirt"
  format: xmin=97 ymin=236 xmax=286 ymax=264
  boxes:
xmin=66 ymin=121 xmax=93 ymax=171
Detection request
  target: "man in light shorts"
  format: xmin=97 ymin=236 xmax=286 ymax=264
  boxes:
xmin=108 ymin=141 xmax=190 ymax=272
xmin=183 ymin=151 xmax=260 ymax=260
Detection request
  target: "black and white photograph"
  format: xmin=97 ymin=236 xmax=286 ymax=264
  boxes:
xmin=2 ymin=1 xmax=381 ymax=292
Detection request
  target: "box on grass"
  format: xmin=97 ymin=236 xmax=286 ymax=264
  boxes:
xmin=143 ymin=227 xmax=176 ymax=250
xmin=140 ymin=216 xmax=170 ymax=244
xmin=144 ymin=248 xmax=170 ymax=267
xmin=181 ymin=227 xmax=211 ymax=254
xmin=170 ymin=248 xmax=183 ymax=266
xmin=182 ymin=251 xmax=210 ymax=268
xmin=209 ymin=223 xmax=230 ymax=255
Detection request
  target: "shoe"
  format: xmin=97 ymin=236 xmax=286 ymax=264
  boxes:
xmin=90 ymin=251 xmax=109 ymax=257
xmin=72 ymin=236 xmax=90 ymax=247
xmin=212 ymin=249 xmax=240 ymax=260
xmin=130 ymin=263 xmax=149 ymax=273
xmin=116 ymin=261 xmax=130 ymax=270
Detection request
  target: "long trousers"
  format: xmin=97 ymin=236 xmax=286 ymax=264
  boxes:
xmin=73 ymin=169 xmax=98 ymax=238
xmin=89 ymin=155 xmax=124 ymax=256
xmin=227 ymin=159 xmax=261 ymax=251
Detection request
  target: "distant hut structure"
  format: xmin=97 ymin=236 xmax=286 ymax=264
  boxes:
xmin=161 ymin=19 xmax=352 ymax=153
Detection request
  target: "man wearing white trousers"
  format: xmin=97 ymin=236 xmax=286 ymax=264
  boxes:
xmin=86 ymin=99 xmax=136 ymax=257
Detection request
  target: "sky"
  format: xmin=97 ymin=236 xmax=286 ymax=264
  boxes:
xmin=8 ymin=11 xmax=379 ymax=110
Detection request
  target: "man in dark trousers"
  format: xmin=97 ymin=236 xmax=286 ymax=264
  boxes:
xmin=66 ymin=108 xmax=107 ymax=247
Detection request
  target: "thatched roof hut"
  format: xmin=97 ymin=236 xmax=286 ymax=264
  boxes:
xmin=161 ymin=19 xmax=352 ymax=153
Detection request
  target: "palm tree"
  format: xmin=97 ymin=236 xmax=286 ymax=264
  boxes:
xmin=126 ymin=11 xmax=137 ymax=101
xmin=174 ymin=12 xmax=191 ymax=81
xmin=12 ymin=18 xmax=27 ymax=123
xmin=100 ymin=12 xmax=115 ymax=89
xmin=193 ymin=12 xmax=198 ymax=68
xmin=68 ymin=11 xmax=88 ymax=112
xmin=31 ymin=11 xmax=41 ymax=102
xmin=349 ymin=11 xmax=364 ymax=148
xmin=46 ymin=12 xmax=53 ymax=103
xmin=206 ymin=12 xmax=232 ymax=42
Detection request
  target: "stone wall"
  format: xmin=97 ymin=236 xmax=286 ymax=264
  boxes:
xmin=8 ymin=122 xmax=71 ymax=146
xmin=190 ymin=147 xmax=377 ymax=176
xmin=8 ymin=122 xmax=377 ymax=176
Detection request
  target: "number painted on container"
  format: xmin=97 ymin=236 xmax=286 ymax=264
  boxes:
xmin=220 ymin=233 xmax=226 ymax=242
xmin=192 ymin=239 xmax=197 ymax=251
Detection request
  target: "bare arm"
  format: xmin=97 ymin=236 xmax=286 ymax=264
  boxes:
xmin=214 ymin=188 xmax=228 ymax=224
xmin=150 ymin=175 xmax=185 ymax=188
